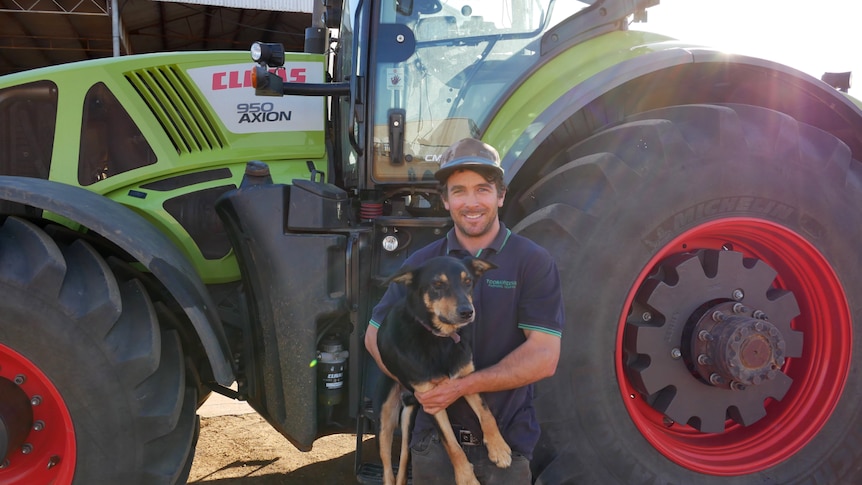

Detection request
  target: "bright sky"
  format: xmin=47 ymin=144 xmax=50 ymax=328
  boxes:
xmin=633 ymin=0 xmax=862 ymax=97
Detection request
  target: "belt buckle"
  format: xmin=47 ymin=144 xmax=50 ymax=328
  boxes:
xmin=458 ymin=429 xmax=479 ymax=446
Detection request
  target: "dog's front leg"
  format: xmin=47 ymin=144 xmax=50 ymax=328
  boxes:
xmin=414 ymin=382 xmax=480 ymax=485
xmin=462 ymin=393 xmax=512 ymax=468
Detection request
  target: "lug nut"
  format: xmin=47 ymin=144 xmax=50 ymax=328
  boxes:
xmin=21 ymin=443 xmax=33 ymax=455
xmin=711 ymin=311 xmax=724 ymax=322
xmin=698 ymin=330 xmax=714 ymax=341
xmin=642 ymin=311 xmax=652 ymax=322
xmin=14 ymin=374 xmax=25 ymax=385
xmin=670 ymin=348 xmax=682 ymax=359
xmin=732 ymin=289 xmax=744 ymax=301
xmin=30 ymin=395 xmax=42 ymax=406
xmin=732 ymin=303 xmax=747 ymax=314
xmin=730 ymin=381 xmax=747 ymax=391
xmin=709 ymin=373 xmax=724 ymax=385
xmin=47 ymin=455 xmax=61 ymax=470
xmin=33 ymin=420 xmax=45 ymax=432
xmin=697 ymin=354 xmax=711 ymax=365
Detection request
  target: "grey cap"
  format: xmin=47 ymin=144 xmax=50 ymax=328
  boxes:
xmin=434 ymin=138 xmax=504 ymax=183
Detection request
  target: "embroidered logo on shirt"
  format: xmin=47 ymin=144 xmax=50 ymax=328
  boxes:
xmin=486 ymin=279 xmax=517 ymax=289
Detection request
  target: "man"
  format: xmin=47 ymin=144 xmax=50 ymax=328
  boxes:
xmin=364 ymin=138 xmax=564 ymax=484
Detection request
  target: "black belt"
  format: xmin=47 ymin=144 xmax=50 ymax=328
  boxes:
xmin=457 ymin=428 xmax=481 ymax=447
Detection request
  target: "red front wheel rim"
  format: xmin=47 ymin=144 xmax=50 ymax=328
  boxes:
xmin=0 ymin=343 xmax=75 ymax=484
xmin=617 ymin=218 xmax=851 ymax=475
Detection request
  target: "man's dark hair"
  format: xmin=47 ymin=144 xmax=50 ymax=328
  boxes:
xmin=439 ymin=166 xmax=507 ymax=200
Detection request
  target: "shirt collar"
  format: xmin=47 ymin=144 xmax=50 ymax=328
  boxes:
xmin=445 ymin=221 xmax=511 ymax=257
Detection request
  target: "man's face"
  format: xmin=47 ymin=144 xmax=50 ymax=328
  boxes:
xmin=443 ymin=169 xmax=505 ymax=239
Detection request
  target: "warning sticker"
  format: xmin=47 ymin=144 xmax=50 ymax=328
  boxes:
xmin=187 ymin=62 xmax=325 ymax=134
xmin=386 ymin=68 xmax=405 ymax=91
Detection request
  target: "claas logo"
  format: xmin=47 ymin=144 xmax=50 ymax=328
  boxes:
xmin=212 ymin=67 xmax=307 ymax=90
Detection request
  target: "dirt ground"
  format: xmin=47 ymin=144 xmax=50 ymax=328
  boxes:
xmin=189 ymin=413 xmax=379 ymax=484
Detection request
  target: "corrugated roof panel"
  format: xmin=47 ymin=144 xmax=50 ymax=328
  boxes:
xmin=152 ymin=0 xmax=313 ymax=13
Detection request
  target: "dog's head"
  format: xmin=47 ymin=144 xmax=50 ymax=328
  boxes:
xmin=387 ymin=256 xmax=496 ymax=338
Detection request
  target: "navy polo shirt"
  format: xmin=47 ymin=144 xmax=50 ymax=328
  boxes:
xmin=369 ymin=221 xmax=564 ymax=459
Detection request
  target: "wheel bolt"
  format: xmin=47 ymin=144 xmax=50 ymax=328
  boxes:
xmin=732 ymin=289 xmax=744 ymax=301
xmin=709 ymin=373 xmax=724 ymax=385
xmin=33 ymin=420 xmax=45 ymax=432
xmin=711 ymin=311 xmax=724 ymax=322
xmin=14 ymin=374 xmax=25 ymax=385
xmin=730 ymin=381 xmax=747 ymax=391
xmin=0 ymin=459 xmax=9 ymax=469
xmin=642 ymin=311 xmax=652 ymax=322
xmin=732 ymin=303 xmax=747 ymax=314
xmin=47 ymin=455 xmax=61 ymax=470
xmin=753 ymin=310 xmax=766 ymax=319
xmin=670 ymin=348 xmax=682 ymax=359
xmin=21 ymin=443 xmax=33 ymax=455
xmin=30 ymin=395 xmax=42 ymax=406
xmin=698 ymin=330 xmax=714 ymax=341
xmin=697 ymin=354 xmax=711 ymax=365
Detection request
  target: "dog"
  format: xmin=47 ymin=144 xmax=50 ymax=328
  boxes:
xmin=376 ymin=255 xmax=511 ymax=485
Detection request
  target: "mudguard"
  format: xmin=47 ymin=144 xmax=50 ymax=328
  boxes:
xmin=488 ymin=47 xmax=862 ymax=181
xmin=0 ymin=175 xmax=234 ymax=385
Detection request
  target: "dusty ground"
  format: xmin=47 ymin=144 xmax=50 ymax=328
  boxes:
xmin=189 ymin=413 xmax=379 ymax=484
xmin=188 ymin=414 xmax=377 ymax=485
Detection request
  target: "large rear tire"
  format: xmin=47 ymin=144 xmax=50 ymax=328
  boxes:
xmin=0 ymin=217 xmax=198 ymax=484
xmin=509 ymin=104 xmax=862 ymax=484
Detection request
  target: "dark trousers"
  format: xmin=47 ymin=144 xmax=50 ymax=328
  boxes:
xmin=410 ymin=431 xmax=532 ymax=485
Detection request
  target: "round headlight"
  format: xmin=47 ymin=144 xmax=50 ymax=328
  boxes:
xmin=382 ymin=235 xmax=399 ymax=252
xmin=250 ymin=42 xmax=263 ymax=62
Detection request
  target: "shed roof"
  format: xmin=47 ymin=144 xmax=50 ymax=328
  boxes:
xmin=0 ymin=0 xmax=313 ymax=76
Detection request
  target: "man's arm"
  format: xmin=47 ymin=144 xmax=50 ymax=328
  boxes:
xmin=414 ymin=329 xmax=560 ymax=415
xmin=364 ymin=324 xmax=399 ymax=381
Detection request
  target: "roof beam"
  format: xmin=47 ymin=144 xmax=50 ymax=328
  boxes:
xmin=152 ymin=0 xmax=312 ymax=13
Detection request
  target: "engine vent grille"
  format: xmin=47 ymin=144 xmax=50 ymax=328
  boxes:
xmin=125 ymin=65 xmax=225 ymax=154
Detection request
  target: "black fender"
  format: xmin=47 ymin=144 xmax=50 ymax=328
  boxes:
xmin=501 ymin=48 xmax=862 ymax=185
xmin=0 ymin=175 xmax=234 ymax=385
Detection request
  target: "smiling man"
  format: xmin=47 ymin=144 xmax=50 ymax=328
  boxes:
xmin=365 ymin=138 xmax=565 ymax=484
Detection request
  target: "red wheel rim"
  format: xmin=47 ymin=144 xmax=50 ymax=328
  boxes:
xmin=617 ymin=217 xmax=851 ymax=475
xmin=0 ymin=343 xmax=75 ymax=484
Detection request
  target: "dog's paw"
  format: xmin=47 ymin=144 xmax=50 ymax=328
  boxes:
xmin=486 ymin=436 xmax=512 ymax=468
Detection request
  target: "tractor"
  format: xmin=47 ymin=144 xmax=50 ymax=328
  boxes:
xmin=2 ymin=0 xmax=862 ymax=483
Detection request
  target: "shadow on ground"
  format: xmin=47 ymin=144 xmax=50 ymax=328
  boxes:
xmin=190 ymin=437 xmax=380 ymax=484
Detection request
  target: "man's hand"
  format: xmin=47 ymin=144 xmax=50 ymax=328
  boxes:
xmin=415 ymin=376 xmax=466 ymax=415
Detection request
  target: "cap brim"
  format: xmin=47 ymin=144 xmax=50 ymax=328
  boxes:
xmin=434 ymin=157 xmax=504 ymax=182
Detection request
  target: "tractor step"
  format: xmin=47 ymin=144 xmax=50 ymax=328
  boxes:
xmin=356 ymin=463 xmax=411 ymax=484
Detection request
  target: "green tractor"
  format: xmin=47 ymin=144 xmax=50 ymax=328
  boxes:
xmin=2 ymin=0 xmax=862 ymax=483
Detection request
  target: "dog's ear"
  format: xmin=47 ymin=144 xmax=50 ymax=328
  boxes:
xmin=383 ymin=265 xmax=415 ymax=287
xmin=462 ymin=257 xmax=496 ymax=278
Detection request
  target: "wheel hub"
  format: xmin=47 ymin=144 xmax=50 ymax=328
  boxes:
xmin=691 ymin=302 xmax=787 ymax=390
xmin=625 ymin=249 xmax=804 ymax=432
xmin=0 ymin=377 xmax=33 ymax=465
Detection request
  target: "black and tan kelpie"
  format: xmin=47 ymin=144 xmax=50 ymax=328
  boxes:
xmin=376 ymin=255 xmax=511 ymax=485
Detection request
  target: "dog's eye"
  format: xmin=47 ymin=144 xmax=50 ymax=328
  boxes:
xmin=463 ymin=278 xmax=472 ymax=286
xmin=432 ymin=281 xmax=446 ymax=290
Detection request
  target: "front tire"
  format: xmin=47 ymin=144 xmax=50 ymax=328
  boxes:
xmin=509 ymin=104 xmax=862 ymax=484
xmin=0 ymin=217 xmax=198 ymax=484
